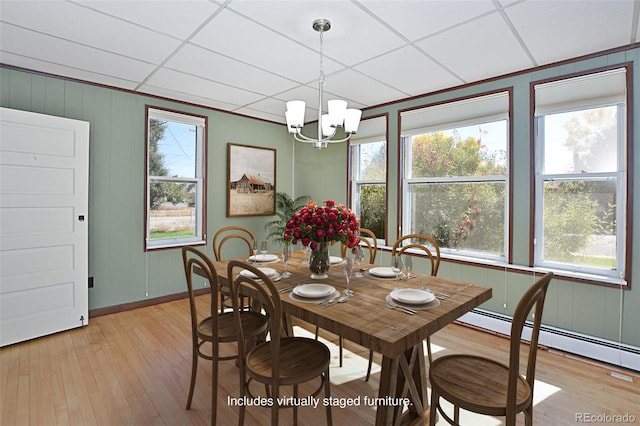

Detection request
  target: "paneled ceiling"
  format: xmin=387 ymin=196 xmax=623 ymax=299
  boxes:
xmin=1 ymin=0 xmax=638 ymax=125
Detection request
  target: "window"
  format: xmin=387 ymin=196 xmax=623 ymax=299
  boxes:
xmin=400 ymin=91 xmax=510 ymax=260
xmin=533 ymin=68 xmax=628 ymax=283
xmin=349 ymin=116 xmax=387 ymax=243
xmin=145 ymin=107 xmax=206 ymax=250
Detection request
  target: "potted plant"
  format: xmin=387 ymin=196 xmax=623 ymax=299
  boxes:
xmin=264 ymin=192 xmax=311 ymax=246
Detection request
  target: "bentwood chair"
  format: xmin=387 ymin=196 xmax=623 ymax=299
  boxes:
xmin=181 ymin=247 xmax=268 ymax=424
xmin=213 ymin=225 xmax=257 ymax=261
xmin=340 ymin=227 xmax=378 ymax=263
xmin=228 ymin=260 xmax=333 ymax=426
xmin=429 ymin=272 xmax=553 ymax=426
xmin=366 ymin=233 xmax=441 ymax=381
xmin=212 ymin=226 xmax=257 ymax=312
xmin=324 ymin=228 xmax=378 ymax=367
xmin=392 ymin=233 xmax=440 ymax=277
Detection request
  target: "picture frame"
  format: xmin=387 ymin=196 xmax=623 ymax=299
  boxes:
xmin=227 ymin=143 xmax=276 ymax=217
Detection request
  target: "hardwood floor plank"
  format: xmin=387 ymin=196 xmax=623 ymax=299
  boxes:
xmin=1 ymin=296 xmax=637 ymax=426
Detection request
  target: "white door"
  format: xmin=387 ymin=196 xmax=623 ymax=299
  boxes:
xmin=0 ymin=107 xmax=89 ymax=347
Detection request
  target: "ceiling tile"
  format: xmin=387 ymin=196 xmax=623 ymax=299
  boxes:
xmin=190 ymin=8 xmax=343 ymax=84
xmin=353 ymin=45 xmax=463 ymax=96
xmin=0 ymin=1 xmax=181 ymax=64
xmin=416 ymin=12 xmax=533 ymax=83
xmin=0 ymin=52 xmax=140 ymax=90
xmin=145 ymin=68 xmax=265 ymax=106
xmin=323 ymin=68 xmax=407 ymax=107
xmin=166 ymin=44 xmax=298 ymax=96
xmin=505 ymin=0 xmax=636 ymax=65
xmin=225 ymin=1 xmax=407 ymax=66
xmin=0 ymin=24 xmax=156 ymax=82
xmin=361 ymin=0 xmax=496 ymax=41
xmin=76 ymin=0 xmax=222 ymax=40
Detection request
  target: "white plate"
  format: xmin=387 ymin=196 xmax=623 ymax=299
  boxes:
xmin=330 ymin=256 xmax=343 ymax=265
xmin=390 ymin=288 xmax=435 ymax=305
xmin=293 ymin=284 xmax=336 ymax=299
xmin=249 ymin=254 xmax=279 ymax=262
xmin=290 ymin=290 xmax=339 ymax=304
xmin=368 ymin=267 xmax=397 ymax=278
xmin=239 ymin=267 xmax=277 ymax=279
xmin=385 ymin=295 xmax=440 ymax=310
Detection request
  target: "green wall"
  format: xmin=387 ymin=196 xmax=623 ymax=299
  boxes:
xmin=1 ymin=43 xmax=638 ymax=349
xmin=0 ymin=67 xmax=293 ymax=310
xmin=294 ymin=47 xmax=640 ymax=348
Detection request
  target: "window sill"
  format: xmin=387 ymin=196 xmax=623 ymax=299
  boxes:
xmin=378 ymin=245 xmax=628 ymax=288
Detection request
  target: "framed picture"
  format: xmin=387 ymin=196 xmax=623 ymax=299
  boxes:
xmin=227 ymin=143 xmax=276 ymax=217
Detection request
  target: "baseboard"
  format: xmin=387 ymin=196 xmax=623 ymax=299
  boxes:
xmin=88 ymin=288 xmax=208 ymax=318
xmin=458 ymin=309 xmax=640 ymax=373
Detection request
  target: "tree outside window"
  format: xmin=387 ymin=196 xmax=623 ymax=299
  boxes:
xmin=145 ymin=107 xmax=206 ymax=250
xmin=405 ymin=122 xmax=508 ymax=258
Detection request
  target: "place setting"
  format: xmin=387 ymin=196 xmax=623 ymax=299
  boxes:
xmin=289 ymin=283 xmax=339 ymax=305
xmin=248 ymin=239 xmax=279 ymax=264
xmin=385 ymin=287 xmax=440 ymax=314
xmin=238 ymin=266 xmax=282 ymax=282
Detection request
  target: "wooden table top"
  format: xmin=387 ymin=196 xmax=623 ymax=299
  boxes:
xmin=213 ymin=250 xmax=492 ymax=359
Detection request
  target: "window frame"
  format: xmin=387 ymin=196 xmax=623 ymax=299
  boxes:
xmin=348 ymin=114 xmax=388 ymax=245
xmin=532 ymin=66 xmax=631 ymax=285
xmin=144 ymin=106 xmax=207 ymax=251
xmin=399 ymin=90 xmax=512 ymax=263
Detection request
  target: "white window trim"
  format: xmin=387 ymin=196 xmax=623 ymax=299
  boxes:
xmin=533 ymin=68 xmax=628 ymax=283
xmin=145 ymin=108 xmax=206 ymax=250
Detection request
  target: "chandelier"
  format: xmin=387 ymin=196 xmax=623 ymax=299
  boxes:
xmin=285 ymin=19 xmax=362 ymax=149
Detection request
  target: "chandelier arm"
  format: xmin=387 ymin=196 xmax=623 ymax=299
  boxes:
xmin=284 ymin=18 xmax=361 ymax=149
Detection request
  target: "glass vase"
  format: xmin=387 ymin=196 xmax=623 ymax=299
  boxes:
xmin=309 ymin=241 xmax=330 ymax=279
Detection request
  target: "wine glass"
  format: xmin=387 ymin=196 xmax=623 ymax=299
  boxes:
xmin=302 ymin=245 xmax=311 ymax=265
xmin=402 ymin=255 xmax=413 ymax=280
xmin=342 ymin=256 xmax=355 ymax=296
xmin=353 ymin=246 xmax=365 ymax=278
xmin=259 ymin=239 xmax=268 ymax=260
xmin=282 ymin=244 xmax=292 ymax=277
xmin=390 ymin=255 xmax=404 ymax=281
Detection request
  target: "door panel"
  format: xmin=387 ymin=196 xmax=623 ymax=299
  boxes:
xmin=0 ymin=107 xmax=89 ymax=346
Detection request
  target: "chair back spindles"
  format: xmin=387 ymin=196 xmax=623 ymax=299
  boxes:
xmin=391 ymin=233 xmax=440 ymax=276
xmin=212 ymin=225 xmax=256 ymax=261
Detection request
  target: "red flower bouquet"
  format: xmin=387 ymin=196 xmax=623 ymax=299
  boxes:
xmin=284 ymin=200 xmax=360 ymax=249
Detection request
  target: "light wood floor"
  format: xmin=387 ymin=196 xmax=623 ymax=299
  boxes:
xmin=2 ymin=294 xmax=638 ymax=425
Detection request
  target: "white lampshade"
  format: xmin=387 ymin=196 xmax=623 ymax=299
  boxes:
xmin=327 ymin=99 xmax=347 ymax=126
xmin=321 ymin=114 xmax=334 ymax=137
xmin=286 ymin=100 xmax=306 ymax=127
xmin=285 ymin=110 xmax=297 ymax=133
xmin=344 ymin=109 xmax=362 ymax=133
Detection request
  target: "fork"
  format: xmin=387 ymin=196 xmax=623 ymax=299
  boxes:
xmin=315 ymin=296 xmax=336 ymax=308
xmin=387 ymin=301 xmax=416 ymax=315
xmin=422 ymin=287 xmax=450 ymax=299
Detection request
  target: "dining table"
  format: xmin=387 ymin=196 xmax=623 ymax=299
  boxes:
xmin=211 ymin=249 xmax=492 ymax=426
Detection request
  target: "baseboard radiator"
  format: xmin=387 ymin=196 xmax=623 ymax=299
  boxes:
xmin=457 ymin=309 xmax=640 ymax=373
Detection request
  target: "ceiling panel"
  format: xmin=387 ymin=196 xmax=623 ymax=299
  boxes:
xmin=505 ymin=1 xmax=636 ymax=65
xmin=360 ymin=0 xmax=496 ymax=42
xmin=166 ymin=44 xmax=297 ymax=96
xmin=0 ymin=23 xmax=156 ymax=82
xmin=353 ymin=45 xmax=463 ymax=96
xmin=0 ymin=1 xmax=182 ymax=64
xmin=416 ymin=11 xmax=534 ymax=83
xmin=0 ymin=0 xmax=637 ymax=124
